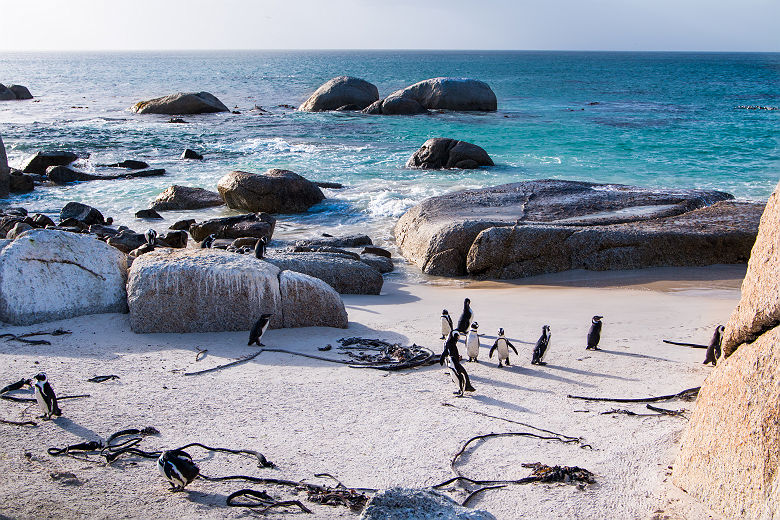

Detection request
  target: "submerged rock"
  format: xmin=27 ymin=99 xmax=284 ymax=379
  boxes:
xmin=265 ymin=251 xmax=383 ymax=295
xmin=22 ymin=151 xmax=78 ymax=174
xmin=100 ymin=160 xmax=149 ymax=169
xmin=298 ymin=76 xmax=379 ymax=112
xmin=180 ymin=148 xmax=203 ymax=160
xmin=47 ymin=165 xmax=165 ymax=184
xmin=189 ymin=213 xmax=276 ymax=242
xmin=217 ymin=169 xmax=325 ymax=214
xmin=150 ymin=185 xmax=224 ymax=211
xmin=132 ymin=92 xmax=229 ymax=115
xmin=360 ymin=488 xmax=496 ymax=520
xmin=406 ymin=138 xmax=493 ymax=169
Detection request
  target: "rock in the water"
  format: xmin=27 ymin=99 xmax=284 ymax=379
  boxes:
xmin=181 ymin=148 xmax=203 ymax=160
xmin=8 ymin=85 xmax=33 ymax=100
xmin=0 ymin=229 xmax=128 ymax=325
xmin=365 ymin=78 xmax=497 ymax=115
xmin=150 ymin=185 xmax=224 ymax=211
xmin=265 ymin=252 xmax=383 ymax=295
xmin=360 ymin=253 xmax=394 ymax=274
xmin=0 ymin=84 xmax=15 ymax=101
xmin=135 ymin=209 xmax=163 ymax=219
xmin=189 ymin=213 xmax=276 ymax=242
xmin=60 ymin=202 xmax=105 ymax=226
xmin=360 ymin=488 xmax=496 ymax=520
xmin=295 ymin=234 xmax=373 ymax=248
xmin=362 ymin=246 xmax=391 ymax=258
xmin=169 ymin=219 xmax=195 ymax=231
xmin=22 ymin=151 xmax=78 ymax=174
xmin=279 ymin=270 xmax=348 ymax=328
xmin=0 ymin=136 xmax=10 ymax=198
xmin=298 ymin=76 xmax=379 ymax=112
xmin=9 ymin=172 xmax=35 ymax=193
xmin=101 ymin=160 xmax=149 ymax=170
xmin=32 ymin=214 xmax=55 ymax=228
xmin=217 ymin=169 xmax=325 ymax=214
xmin=158 ymin=230 xmax=188 ymax=249
xmin=107 ymin=230 xmax=147 ymax=253
xmin=47 ymin=165 xmax=166 ymax=184
xmin=370 ymin=96 xmax=428 ymax=115
xmin=395 ymin=179 xmax=760 ymax=277
xmin=132 ymin=92 xmax=229 ymax=115
xmin=406 ymin=138 xmax=493 ymax=169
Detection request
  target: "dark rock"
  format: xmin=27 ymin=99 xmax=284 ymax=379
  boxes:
xmin=4 ymin=207 xmax=27 ymax=217
xmin=0 ymin=135 xmax=9 ymax=197
xmin=88 ymin=224 xmax=120 ymax=237
xmin=168 ymin=118 xmax=187 ymax=124
xmin=135 ymin=209 xmax=163 ymax=219
xmin=169 ymin=219 xmax=196 ymax=231
xmin=189 ymin=213 xmax=276 ymax=242
xmin=132 ymin=92 xmax=229 ymax=115
xmin=9 ymin=172 xmax=34 ymax=193
xmin=8 ymin=85 xmax=33 ymax=100
xmin=361 ymin=100 xmax=384 ymax=115
xmin=360 ymin=253 xmax=394 ymax=274
xmin=22 ymin=151 xmax=78 ymax=174
xmin=181 ymin=148 xmax=203 ymax=160
xmin=406 ymin=138 xmax=493 ymax=169
xmin=0 ymin=84 xmax=15 ymax=101
xmin=217 ymin=169 xmax=324 ymax=214
xmin=0 ymin=216 xmax=24 ymax=237
xmin=6 ymin=222 xmax=33 ymax=239
xmin=365 ymin=97 xmax=428 ymax=115
xmin=32 ymin=214 xmax=55 ymax=228
xmin=158 ymin=230 xmax=188 ymax=248
xmin=230 ymin=237 xmax=260 ymax=248
xmin=150 ymin=185 xmax=224 ymax=211
xmin=298 ymin=76 xmax=379 ymax=112
xmin=101 ymin=160 xmax=149 ymax=169
xmin=314 ymin=181 xmax=344 ymax=189
xmin=365 ymin=78 xmax=497 ymax=115
xmin=58 ymin=218 xmax=88 ymax=231
xmin=47 ymin=165 xmax=165 ymax=184
xmin=107 ymin=230 xmax=146 ymax=253
xmin=292 ymin=245 xmax=362 ymax=261
xmin=60 ymin=202 xmax=105 ymax=226
xmin=129 ymin=243 xmax=156 ymax=257
xmin=265 ymin=252 xmax=383 ymax=295
xmin=362 ymin=246 xmax=391 ymax=258
xmin=335 ymin=104 xmax=361 ymax=111
xmin=295 ymin=234 xmax=372 ymax=248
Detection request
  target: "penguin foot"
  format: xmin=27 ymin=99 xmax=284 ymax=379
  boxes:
xmin=538 ymin=361 xmax=547 ymax=366
xmin=505 ymin=361 xmax=511 ymax=366
xmin=465 ymin=385 xmax=476 ymax=392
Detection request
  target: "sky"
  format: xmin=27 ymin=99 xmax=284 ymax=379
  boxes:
xmin=1 ymin=0 xmax=778 ymax=52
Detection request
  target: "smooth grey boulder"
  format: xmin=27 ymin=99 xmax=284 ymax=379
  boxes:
xmin=131 ymin=92 xmax=229 ymax=115
xmin=0 ymin=135 xmax=9 ymax=197
xmin=189 ymin=213 xmax=276 ymax=242
xmin=365 ymin=78 xmax=497 ymax=115
xmin=395 ymin=179 xmax=761 ymax=278
xmin=60 ymin=202 xmax=105 ymax=226
xmin=299 ymin=76 xmax=380 ymax=112
xmin=360 ymin=488 xmax=496 ymax=520
xmin=279 ymin=270 xmax=348 ymax=328
xmin=0 ymin=84 xmax=15 ymax=101
xmin=22 ymin=151 xmax=78 ymax=174
xmin=8 ymin=85 xmax=33 ymax=100
xmin=150 ymin=185 xmax=224 ymax=211
xmin=217 ymin=169 xmax=325 ymax=214
xmin=406 ymin=138 xmax=494 ymax=169
xmin=295 ymin=234 xmax=372 ymax=248
xmin=360 ymin=253 xmax=394 ymax=273
xmin=265 ymin=252 xmax=383 ymax=294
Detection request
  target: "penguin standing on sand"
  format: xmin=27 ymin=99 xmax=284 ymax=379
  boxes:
xmin=248 ymin=314 xmax=273 ymax=346
xmin=200 ymin=234 xmax=216 ymax=249
xmin=465 ymin=322 xmax=481 ymax=362
xmin=29 ymin=373 xmax=61 ymax=420
xmin=440 ymin=310 xmax=453 ymax=340
xmin=440 ymin=332 xmax=475 ymax=397
xmin=158 ymin=449 xmax=200 ymax=491
xmin=456 ymin=298 xmax=474 ymax=333
xmin=703 ymin=325 xmax=725 ymax=366
xmin=531 ymin=325 xmax=551 ymax=365
xmin=254 ymin=236 xmax=268 ymax=259
xmin=586 ymin=316 xmax=603 ymax=350
xmin=490 ymin=328 xmax=518 ymax=367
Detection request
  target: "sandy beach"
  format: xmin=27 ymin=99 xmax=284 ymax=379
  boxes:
xmin=0 ymin=265 xmax=742 ymax=520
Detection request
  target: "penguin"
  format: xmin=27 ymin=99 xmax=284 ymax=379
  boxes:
xmin=531 ymin=325 xmax=551 ymax=365
xmin=586 ymin=316 xmax=603 ymax=350
xmin=439 ymin=332 xmax=475 ymax=396
xmin=703 ymin=325 xmax=725 ymax=366
xmin=157 ymin=449 xmax=200 ymax=491
xmin=465 ymin=322 xmax=481 ymax=362
xmin=200 ymin=234 xmax=216 ymax=249
xmin=456 ymin=298 xmax=474 ymax=333
xmin=144 ymin=228 xmax=157 ymax=247
xmin=440 ymin=309 xmax=453 ymax=340
xmin=30 ymin=373 xmax=61 ymax=420
xmin=254 ymin=236 xmax=268 ymax=259
xmin=248 ymin=313 xmax=273 ymax=346
xmin=489 ymin=328 xmax=518 ymax=367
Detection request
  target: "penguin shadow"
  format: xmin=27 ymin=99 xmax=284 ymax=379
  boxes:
xmin=181 ymin=488 xmax=229 ymax=508
xmin=597 ymin=348 xmax=675 ymax=363
xmin=344 ymin=285 xmax=420 ymax=307
xmin=542 ymin=364 xmax=637 ymax=382
xmin=52 ymin=416 xmax=102 ymax=441
xmin=468 ymin=394 xmax=532 ymax=414
xmin=468 ymin=374 xmax=553 ymax=394
xmin=500 ymin=364 xmax=596 ymax=388
xmin=476 ymin=335 xmax=533 ymax=345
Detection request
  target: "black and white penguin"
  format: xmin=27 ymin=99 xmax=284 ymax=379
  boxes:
xmin=440 ymin=332 xmax=475 ymax=397
xmin=531 ymin=325 xmax=551 ymax=365
xmin=157 ymin=449 xmax=200 ymax=491
xmin=465 ymin=322 xmax=481 ymax=362
xmin=440 ymin=309 xmax=453 ymax=340
xmin=586 ymin=316 xmax=603 ymax=350
xmin=200 ymin=234 xmax=216 ymax=249
xmin=703 ymin=325 xmax=725 ymax=366
xmin=254 ymin=236 xmax=268 ymax=259
xmin=456 ymin=298 xmax=474 ymax=333
xmin=144 ymin=228 xmax=157 ymax=247
xmin=30 ymin=373 xmax=61 ymax=420
xmin=248 ymin=313 xmax=273 ymax=346
xmin=489 ymin=328 xmax=518 ymax=367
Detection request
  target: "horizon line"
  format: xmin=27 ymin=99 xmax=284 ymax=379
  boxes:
xmin=1 ymin=48 xmax=779 ymax=54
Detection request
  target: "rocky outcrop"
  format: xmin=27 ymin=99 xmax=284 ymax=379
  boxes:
xmin=0 ymin=83 xmax=33 ymax=101
xmin=22 ymin=151 xmax=78 ymax=174
xmin=364 ymin=78 xmax=497 ymax=115
xmin=0 ymin=135 xmax=9 ymax=198
xmin=131 ymin=92 xmax=229 ymax=115
xmin=266 ymin=252 xmax=383 ymax=294
xmin=217 ymin=169 xmax=324 ymax=213
xmin=299 ymin=76 xmax=379 ymax=112
xmin=60 ymin=202 xmax=105 ymax=226
xmin=127 ymin=249 xmax=348 ymax=332
xmin=150 ymin=185 xmax=224 ymax=211
xmin=180 ymin=148 xmax=203 ymax=160
xmin=0 ymin=229 xmax=128 ymax=325
xmin=0 ymin=84 xmax=14 ymax=101
xmin=360 ymin=488 xmax=496 ymax=520
xmin=46 ymin=165 xmax=165 ymax=184
xmin=672 ymin=181 xmax=780 ymax=520
xmin=395 ymin=179 xmax=761 ymax=277
xmin=100 ymin=160 xmax=149 ymax=169
xmin=189 ymin=213 xmax=276 ymax=242
xmin=406 ymin=138 xmax=493 ymax=169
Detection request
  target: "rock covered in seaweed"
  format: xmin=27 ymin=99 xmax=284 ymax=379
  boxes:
xmin=131 ymin=92 xmax=229 ymax=115
xmin=298 ymin=76 xmax=379 ymax=112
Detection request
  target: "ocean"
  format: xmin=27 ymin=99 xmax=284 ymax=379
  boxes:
xmin=0 ymin=50 xmax=778 ymax=248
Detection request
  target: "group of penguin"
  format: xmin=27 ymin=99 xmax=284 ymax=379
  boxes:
xmin=439 ymin=298 xmax=605 ymax=397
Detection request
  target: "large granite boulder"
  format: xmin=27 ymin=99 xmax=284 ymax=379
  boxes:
xmin=131 ymin=92 xmax=229 ymax=115
xmin=217 ymin=169 xmax=325 ymax=214
xmin=395 ymin=179 xmax=761 ymax=277
xmin=0 ymin=229 xmax=128 ymax=325
xmin=365 ymin=78 xmax=497 ymax=115
xmin=8 ymin=85 xmax=33 ymax=100
xmin=295 ymin=234 xmax=372 ymax=248
xmin=265 ymin=252 xmax=383 ymax=294
xmin=0 ymin=135 xmax=9 ymax=198
xmin=22 ymin=151 xmax=78 ymax=174
xmin=360 ymin=488 xmax=496 ymax=520
xmin=150 ymin=185 xmax=224 ymax=211
xmin=406 ymin=138 xmax=494 ymax=169
xmin=0 ymin=84 xmax=14 ymax=101
xmin=672 ymin=180 xmax=780 ymax=519
xmin=279 ymin=270 xmax=348 ymax=328
xmin=189 ymin=213 xmax=276 ymax=242
xmin=298 ymin=76 xmax=379 ymax=112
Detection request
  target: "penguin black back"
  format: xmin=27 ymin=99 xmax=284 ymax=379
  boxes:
xmin=586 ymin=316 xmax=603 ymax=350
xmin=532 ymin=325 xmax=551 ymax=365
xmin=31 ymin=372 xmax=61 ymax=419
xmin=158 ymin=449 xmax=200 ymax=491
xmin=703 ymin=324 xmax=725 ymax=366
xmin=254 ymin=236 xmax=267 ymax=259
xmin=456 ymin=298 xmax=473 ymax=333
xmin=248 ymin=313 xmax=273 ymax=346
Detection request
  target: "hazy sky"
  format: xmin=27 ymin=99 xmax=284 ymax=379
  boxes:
xmin=1 ymin=0 xmax=778 ymax=52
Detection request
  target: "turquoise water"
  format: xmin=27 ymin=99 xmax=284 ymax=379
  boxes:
xmin=0 ymin=51 xmax=778 ymax=245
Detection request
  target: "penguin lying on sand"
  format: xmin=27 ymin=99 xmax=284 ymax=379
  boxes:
xmin=29 ymin=373 xmax=61 ymax=420
xmin=456 ymin=298 xmax=474 ymax=333
xmin=586 ymin=316 xmax=603 ymax=350
xmin=248 ymin=314 xmax=273 ymax=346
xmin=440 ymin=332 xmax=475 ymax=397
xmin=440 ymin=310 xmax=453 ymax=340
xmin=531 ymin=325 xmax=551 ymax=365
xmin=465 ymin=322 xmax=481 ymax=362
xmin=703 ymin=325 xmax=724 ymax=366
xmin=489 ymin=328 xmax=518 ymax=367
xmin=158 ymin=449 xmax=199 ymax=491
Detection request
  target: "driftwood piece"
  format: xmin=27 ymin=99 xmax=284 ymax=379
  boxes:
xmin=663 ymin=340 xmax=707 ymax=348
xmin=567 ymin=387 xmax=700 ymax=403
xmin=184 ymin=350 xmax=263 ymax=376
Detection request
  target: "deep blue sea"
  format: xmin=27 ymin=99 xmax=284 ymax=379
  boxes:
xmin=0 ymin=51 xmax=778 ymax=245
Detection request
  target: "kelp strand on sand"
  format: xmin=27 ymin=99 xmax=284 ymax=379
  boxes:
xmin=567 ymin=387 xmax=700 ymax=403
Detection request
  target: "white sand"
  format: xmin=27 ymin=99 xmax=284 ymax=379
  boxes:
xmin=0 ymin=266 xmax=740 ymax=520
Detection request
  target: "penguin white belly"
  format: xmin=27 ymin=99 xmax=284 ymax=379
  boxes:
xmin=441 ymin=319 xmax=451 ymax=336
xmin=446 ymin=357 xmax=460 ymax=385
xmin=539 ymin=340 xmax=550 ymax=362
xmin=497 ymin=339 xmax=509 ymax=361
xmin=466 ymin=333 xmax=480 ymax=359
xmin=33 ymin=385 xmax=48 ymax=415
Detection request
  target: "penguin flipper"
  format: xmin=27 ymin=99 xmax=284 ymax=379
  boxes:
xmin=507 ymin=340 xmax=518 ymax=355
xmin=489 ymin=342 xmax=497 ymax=358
